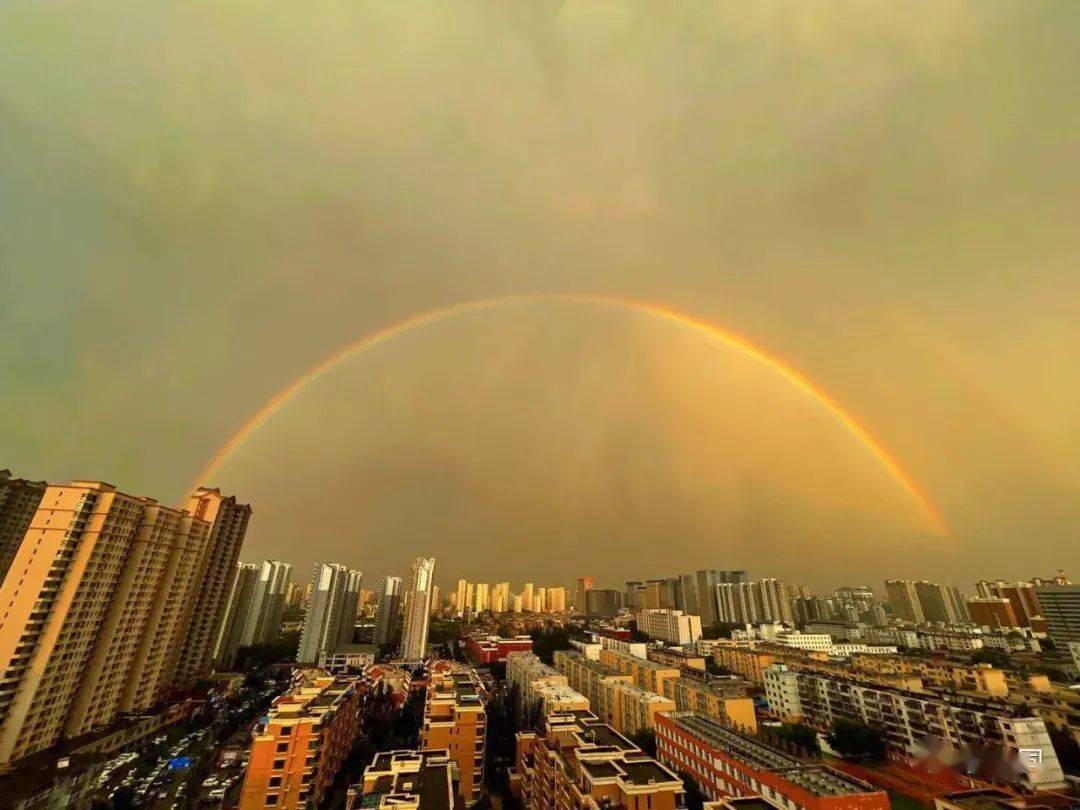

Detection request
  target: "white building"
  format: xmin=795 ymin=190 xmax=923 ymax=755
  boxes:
xmin=297 ymin=563 xmax=363 ymax=664
xmin=399 ymin=557 xmax=436 ymax=660
xmin=638 ymin=609 xmax=703 ymax=645
xmin=764 ymin=665 xmax=1065 ymax=791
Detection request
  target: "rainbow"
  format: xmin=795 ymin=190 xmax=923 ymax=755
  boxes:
xmin=191 ymin=294 xmax=947 ymax=535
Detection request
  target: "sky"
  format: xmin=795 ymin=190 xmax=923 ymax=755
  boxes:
xmin=2 ymin=1 xmax=1078 ymax=594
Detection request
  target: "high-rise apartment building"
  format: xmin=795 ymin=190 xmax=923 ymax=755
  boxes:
xmin=420 ymin=662 xmax=487 ymax=804
xmin=586 ymin=588 xmax=620 ymax=618
xmin=715 ymin=578 xmax=792 ymax=625
xmin=976 ymin=580 xmax=1045 ymax=628
xmin=678 ymin=573 xmax=699 ymax=614
xmin=0 ymin=470 xmax=46 ymax=582
xmin=473 ymin=582 xmax=490 ymax=613
xmin=914 ymin=581 xmax=969 ymax=623
xmin=298 ymin=564 xmax=363 ymax=664
xmin=215 ymin=562 xmax=261 ymax=668
xmin=0 ymin=481 xmax=230 ymax=765
xmin=695 ymin=569 xmax=748 ymax=626
xmin=400 ymin=557 xmax=436 ymax=660
xmin=374 ymin=575 xmax=403 ymax=646
xmin=547 ymin=586 xmax=567 ymax=612
xmin=884 ymin=579 xmax=925 ymax=624
xmin=521 ymin=582 xmax=534 ymax=613
xmin=173 ymin=488 xmax=253 ymax=687
xmin=240 ymin=560 xmax=293 ymax=647
xmin=1035 ymin=584 xmax=1080 ymax=648
xmin=454 ymin=578 xmax=468 ymax=615
xmin=576 ymin=576 xmax=595 ymax=614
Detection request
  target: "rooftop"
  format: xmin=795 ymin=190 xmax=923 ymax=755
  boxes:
xmin=664 ymin=714 xmax=880 ymax=798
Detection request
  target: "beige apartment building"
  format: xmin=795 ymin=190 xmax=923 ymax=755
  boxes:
xmin=0 ymin=482 xmax=249 ymax=767
xmin=172 ymin=488 xmax=253 ymax=686
xmin=0 ymin=470 xmax=46 ymax=583
xmin=0 ymin=482 xmax=159 ymax=762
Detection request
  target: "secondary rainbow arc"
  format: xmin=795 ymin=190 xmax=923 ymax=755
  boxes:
xmin=190 ymin=293 xmax=948 ymax=535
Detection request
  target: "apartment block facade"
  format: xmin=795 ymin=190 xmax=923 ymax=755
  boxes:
xmin=763 ymin=665 xmax=1066 ymax=791
xmin=514 ymin=709 xmax=684 ymax=809
xmin=420 ymin=662 xmax=487 ymax=804
xmin=238 ymin=670 xmax=362 ymax=809
xmin=0 ymin=481 xmax=223 ymax=765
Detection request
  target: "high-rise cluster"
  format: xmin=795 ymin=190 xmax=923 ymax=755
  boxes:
xmin=448 ymin=577 xmax=569 ymax=617
xmin=0 ymin=481 xmax=250 ymax=766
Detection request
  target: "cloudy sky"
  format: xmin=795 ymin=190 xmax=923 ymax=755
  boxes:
xmin=2 ymin=1 xmax=1078 ymax=593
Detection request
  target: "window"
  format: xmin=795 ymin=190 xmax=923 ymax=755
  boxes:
xmin=265 ymin=797 xmax=279 ymax=806
xmin=268 ymin=776 xmax=282 ymax=788
xmin=272 ymin=759 xmax=286 ymax=770
xmin=276 ymin=742 xmax=289 ymax=753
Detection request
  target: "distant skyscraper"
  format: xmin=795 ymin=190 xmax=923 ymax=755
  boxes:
xmin=241 ymin=560 xmax=293 ymax=647
xmin=374 ymin=575 xmax=403 ymax=645
xmin=400 ymin=557 xmax=436 ymax=660
xmin=214 ymin=562 xmax=260 ymax=668
xmin=0 ymin=481 xmax=218 ymax=765
xmin=548 ymin=586 xmax=567 ymax=612
xmin=173 ymin=488 xmax=252 ymax=687
xmin=976 ymin=580 xmax=1045 ymax=628
xmin=696 ymin=569 xmax=748 ymax=626
xmin=430 ymin=584 xmax=441 ymax=615
xmin=914 ymin=581 xmax=968 ymax=624
xmin=455 ymin=579 xmax=469 ymax=615
xmin=297 ymin=563 xmax=363 ymax=663
xmin=885 ymin=580 xmax=925 ymax=624
xmin=678 ymin=573 xmax=699 ymax=614
xmin=474 ymin=582 xmax=490 ymax=613
xmin=0 ymin=469 xmax=46 ymax=582
xmin=586 ymin=588 xmax=620 ymax=618
xmin=522 ymin=582 xmax=535 ymax=612
xmin=576 ymin=576 xmax=595 ymax=614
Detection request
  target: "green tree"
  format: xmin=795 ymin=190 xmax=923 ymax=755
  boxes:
xmin=775 ymin=722 xmax=821 ymax=756
xmin=827 ymin=718 xmax=886 ymax=761
xmin=630 ymin=729 xmax=657 ymax=758
xmin=970 ymin=648 xmax=1010 ymax=668
xmin=679 ymin=771 xmax=706 ymax=810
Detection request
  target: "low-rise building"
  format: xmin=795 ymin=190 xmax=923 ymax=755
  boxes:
xmin=648 ymin=646 xmax=708 ymax=672
xmin=600 ymin=648 xmax=681 ymax=694
xmin=638 ymin=609 xmax=703 ymax=645
xmin=661 ymin=671 xmax=758 ymax=733
xmin=463 ymin=634 xmax=534 ymax=665
xmin=656 ymin=712 xmax=889 ymax=810
xmin=554 ymin=650 xmax=675 ymax=735
xmin=506 ymin=652 xmax=590 ymax=718
xmin=347 ymin=749 xmax=459 ymax=809
xmin=238 ymin=670 xmax=362 ymax=809
xmin=318 ymin=643 xmax=378 ymax=674
xmin=514 ymin=710 xmax=684 ymax=809
xmin=763 ymin=665 xmax=1066 ymax=791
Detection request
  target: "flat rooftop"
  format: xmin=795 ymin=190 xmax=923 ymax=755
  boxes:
xmin=667 ymin=714 xmax=879 ymax=797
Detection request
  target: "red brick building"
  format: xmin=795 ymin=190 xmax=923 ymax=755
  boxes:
xmin=464 ymin=634 xmax=534 ymax=665
xmin=656 ymin=712 xmax=889 ymax=810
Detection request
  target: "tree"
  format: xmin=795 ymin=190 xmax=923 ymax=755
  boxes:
xmin=680 ymin=771 xmax=706 ymax=810
xmin=775 ymin=722 xmax=821 ymax=756
xmin=529 ymin=628 xmax=571 ymax=664
xmin=970 ymin=648 xmax=1010 ymax=668
xmin=705 ymin=658 xmax=732 ymax=677
xmin=827 ymin=718 xmax=886 ymax=761
xmin=630 ymin=729 xmax=657 ymax=758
